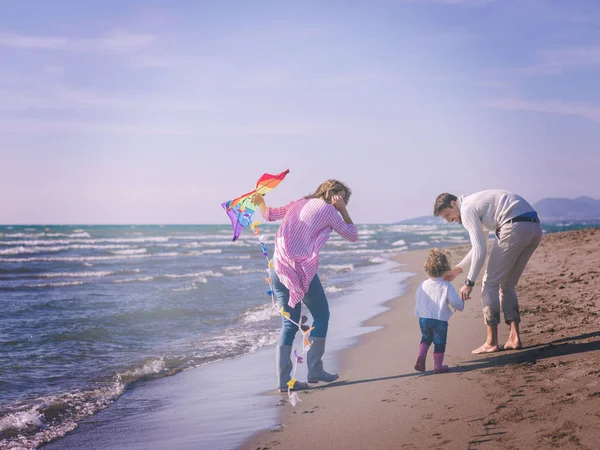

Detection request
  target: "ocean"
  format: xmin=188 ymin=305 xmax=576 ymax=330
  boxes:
xmin=0 ymin=221 xmax=596 ymax=449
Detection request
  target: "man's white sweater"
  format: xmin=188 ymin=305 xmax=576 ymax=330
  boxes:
xmin=456 ymin=189 xmax=536 ymax=282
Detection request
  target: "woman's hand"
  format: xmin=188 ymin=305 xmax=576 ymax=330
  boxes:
xmin=443 ymin=266 xmax=463 ymax=282
xmin=252 ymin=193 xmax=265 ymax=207
xmin=331 ymin=195 xmax=347 ymax=212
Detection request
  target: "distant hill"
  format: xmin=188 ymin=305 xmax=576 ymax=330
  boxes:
xmin=534 ymin=196 xmax=600 ymax=220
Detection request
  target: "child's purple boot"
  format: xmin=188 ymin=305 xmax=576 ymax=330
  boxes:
xmin=414 ymin=342 xmax=429 ymax=372
xmin=433 ymin=352 xmax=449 ymax=374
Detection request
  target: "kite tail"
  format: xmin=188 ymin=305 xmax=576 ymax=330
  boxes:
xmin=250 ymin=221 xmax=310 ymax=405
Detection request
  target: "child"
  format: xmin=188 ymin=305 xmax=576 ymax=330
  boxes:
xmin=414 ymin=248 xmax=464 ymax=373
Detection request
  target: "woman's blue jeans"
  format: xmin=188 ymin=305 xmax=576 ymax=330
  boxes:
xmin=419 ymin=318 xmax=448 ymax=353
xmin=270 ymin=270 xmax=330 ymax=346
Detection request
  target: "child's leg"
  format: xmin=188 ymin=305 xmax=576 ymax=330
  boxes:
xmin=432 ymin=320 xmax=449 ymax=373
xmin=415 ymin=318 xmax=433 ymax=372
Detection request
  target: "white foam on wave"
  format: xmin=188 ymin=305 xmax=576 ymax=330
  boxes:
xmin=321 ymin=248 xmax=393 ymax=255
xmin=0 ymin=353 xmax=178 ymax=448
xmin=368 ymin=256 xmax=388 ymax=264
xmin=172 ymin=284 xmax=197 ymax=292
xmin=3 ymin=232 xmax=92 ymax=238
xmin=0 ymin=409 xmax=44 ymax=433
xmin=109 ymin=248 xmax=148 ymax=255
xmin=0 ymin=241 xmax=134 ymax=250
xmin=39 ymin=271 xmax=114 ymax=278
xmin=183 ymin=241 xmax=237 ymax=248
xmin=222 ymin=265 xmax=243 ymax=271
xmin=325 ymin=286 xmax=344 ymax=294
xmin=229 ymin=254 xmax=251 ymax=259
xmin=325 ymin=240 xmax=349 ymax=247
xmin=0 ymin=254 xmax=153 ymax=263
xmin=25 ymin=281 xmax=86 ymax=288
xmin=46 ymin=232 xmax=92 ymax=238
xmin=164 ymin=271 xmax=223 ymax=279
xmin=321 ymin=264 xmax=354 ymax=273
xmin=0 ymin=245 xmax=66 ymax=255
xmin=392 ymin=239 xmax=406 ymax=246
xmin=358 ymin=229 xmax=377 ymax=236
xmin=411 ymin=241 xmax=430 ymax=246
xmin=242 ymin=303 xmax=278 ymax=323
xmin=113 ymin=276 xmax=154 ymax=284
xmin=120 ymin=358 xmax=166 ymax=380
xmin=185 ymin=249 xmax=222 ymax=256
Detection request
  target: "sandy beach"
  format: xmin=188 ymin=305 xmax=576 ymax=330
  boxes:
xmin=244 ymin=228 xmax=600 ymax=450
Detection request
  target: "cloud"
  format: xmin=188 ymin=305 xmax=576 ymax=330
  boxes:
xmin=0 ymin=31 xmax=155 ymax=54
xmin=490 ymin=97 xmax=600 ymax=123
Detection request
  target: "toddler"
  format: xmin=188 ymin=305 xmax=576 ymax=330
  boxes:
xmin=414 ymin=248 xmax=464 ymax=373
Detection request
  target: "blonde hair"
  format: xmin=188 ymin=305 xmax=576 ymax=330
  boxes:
xmin=304 ymin=179 xmax=352 ymax=205
xmin=424 ymin=248 xmax=451 ymax=278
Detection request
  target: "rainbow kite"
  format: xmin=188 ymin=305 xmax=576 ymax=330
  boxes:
xmin=221 ymin=169 xmax=289 ymax=241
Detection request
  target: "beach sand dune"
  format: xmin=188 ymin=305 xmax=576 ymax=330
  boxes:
xmin=244 ymin=228 xmax=600 ymax=449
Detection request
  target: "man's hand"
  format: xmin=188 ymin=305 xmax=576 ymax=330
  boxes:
xmin=443 ymin=266 xmax=463 ymax=281
xmin=331 ymin=195 xmax=347 ymax=212
xmin=459 ymin=285 xmax=472 ymax=301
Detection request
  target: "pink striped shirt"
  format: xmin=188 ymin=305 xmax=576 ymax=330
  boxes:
xmin=263 ymin=198 xmax=358 ymax=308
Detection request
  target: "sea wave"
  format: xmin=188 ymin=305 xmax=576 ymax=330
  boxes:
xmin=325 ymin=286 xmax=343 ymax=294
xmin=321 ymin=264 xmax=354 ymax=273
xmin=368 ymin=256 xmax=388 ymax=264
xmin=39 ymin=271 xmax=114 ymax=278
xmin=0 ymin=252 xmax=204 ymax=263
xmin=113 ymin=276 xmax=154 ymax=284
xmin=24 ymin=281 xmax=86 ymax=288
xmin=0 ymin=356 xmax=177 ymax=449
xmin=0 ymin=246 xmax=66 ymax=255
xmin=108 ymin=248 xmax=148 ymax=255
xmin=241 ymin=303 xmax=278 ymax=324
xmin=163 ymin=271 xmax=223 ymax=279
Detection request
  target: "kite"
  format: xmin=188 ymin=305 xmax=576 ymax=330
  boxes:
xmin=223 ymin=169 xmax=312 ymax=406
xmin=221 ymin=169 xmax=290 ymax=241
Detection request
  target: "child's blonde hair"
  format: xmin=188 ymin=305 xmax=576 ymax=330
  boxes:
xmin=424 ymin=248 xmax=451 ymax=278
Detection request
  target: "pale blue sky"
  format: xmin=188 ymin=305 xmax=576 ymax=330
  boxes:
xmin=1 ymin=0 xmax=599 ymax=224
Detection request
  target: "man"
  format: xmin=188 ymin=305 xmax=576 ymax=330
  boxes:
xmin=433 ymin=190 xmax=542 ymax=354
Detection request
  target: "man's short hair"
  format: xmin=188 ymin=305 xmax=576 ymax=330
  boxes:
xmin=433 ymin=193 xmax=457 ymax=216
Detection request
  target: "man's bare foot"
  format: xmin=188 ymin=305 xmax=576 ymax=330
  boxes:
xmin=503 ymin=340 xmax=522 ymax=350
xmin=471 ymin=343 xmax=500 ymax=354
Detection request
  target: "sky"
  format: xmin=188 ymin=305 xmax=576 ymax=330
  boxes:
xmin=1 ymin=0 xmax=599 ymax=224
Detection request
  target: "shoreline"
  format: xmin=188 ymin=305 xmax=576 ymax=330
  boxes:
xmin=40 ymin=259 xmax=411 ymax=450
xmin=243 ymin=228 xmax=600 ymax=449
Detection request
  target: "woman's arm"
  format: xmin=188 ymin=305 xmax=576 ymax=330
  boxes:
xmin=252 ymin=193 xmax=290 ymax=221
xmin=328 ymin=195 xmax=358 ymax=242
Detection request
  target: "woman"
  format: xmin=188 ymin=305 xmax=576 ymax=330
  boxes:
xmin=253 ymin=179 xmax=358 ymax=392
